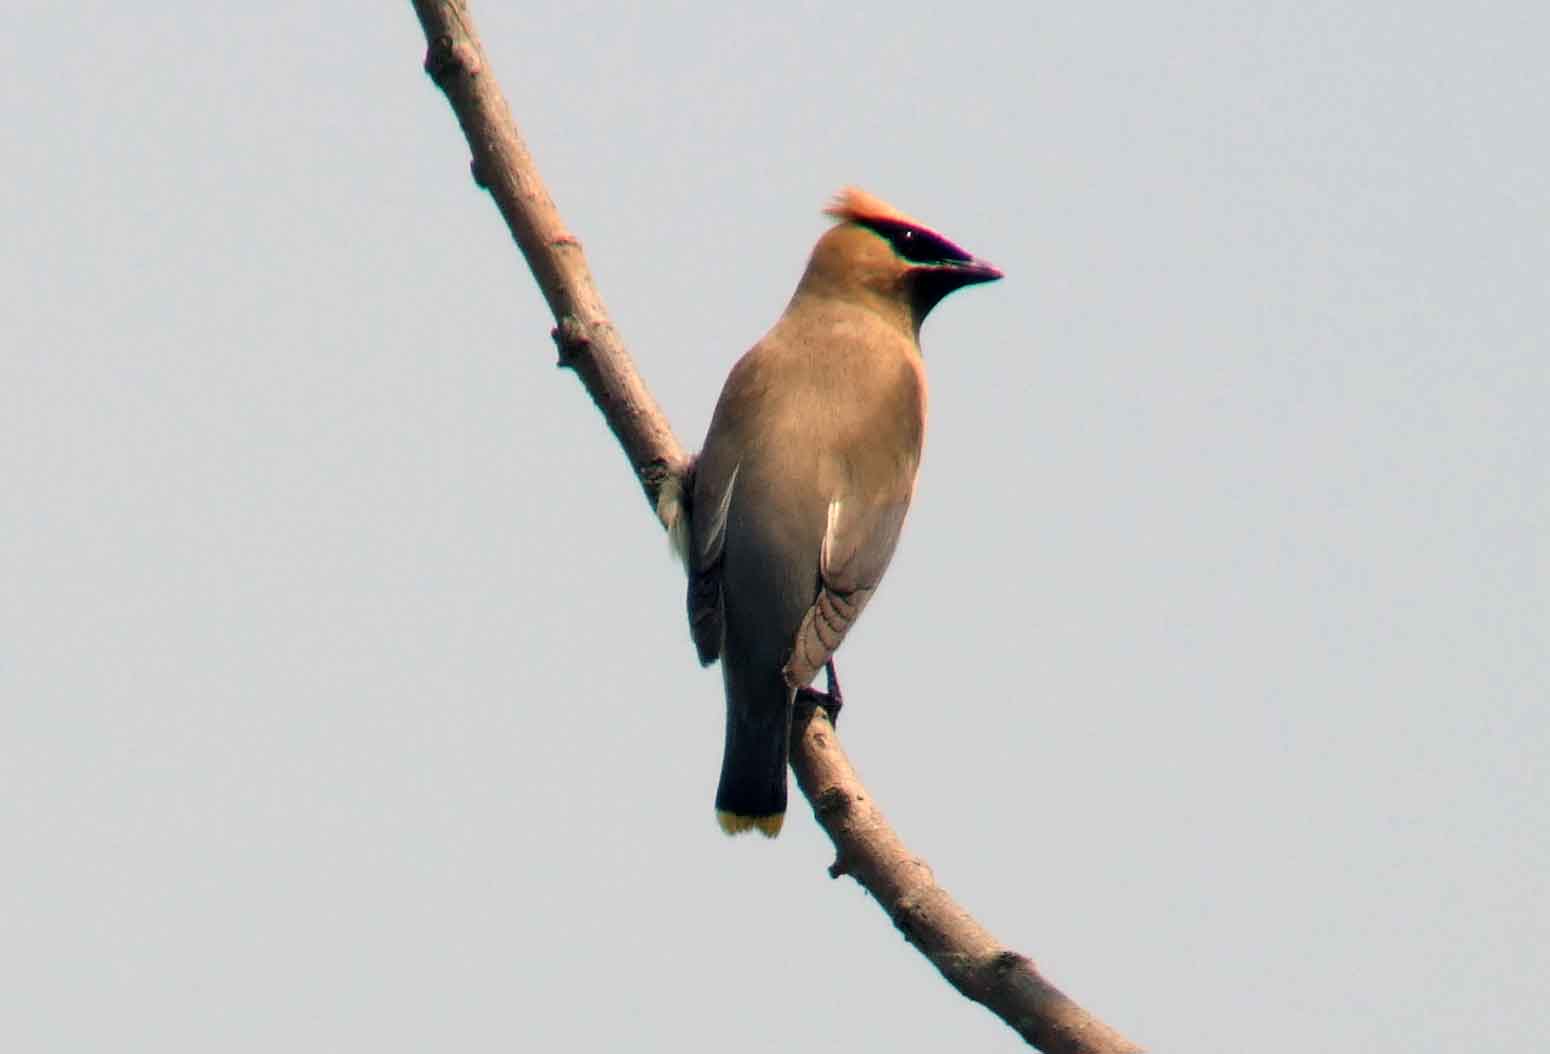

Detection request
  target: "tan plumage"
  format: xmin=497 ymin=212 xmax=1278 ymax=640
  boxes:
xmin=668 ymin=188 xmax=1001 ymax=837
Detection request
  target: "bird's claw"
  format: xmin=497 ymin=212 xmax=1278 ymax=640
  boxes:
xmin=796 ymin=659 xmax=845 ymax=724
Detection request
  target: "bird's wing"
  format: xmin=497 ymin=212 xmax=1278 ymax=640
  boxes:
xmin=687 ymin=459 xmax=739 ymax=666
xmin=784 ymin=495 xmax=910 ymax=688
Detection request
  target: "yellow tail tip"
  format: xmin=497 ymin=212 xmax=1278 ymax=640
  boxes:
xmin=716 ymin=810 xmax=784 ymax=838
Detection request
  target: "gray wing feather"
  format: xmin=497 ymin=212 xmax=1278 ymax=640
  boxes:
xmin=784 ymin=498 xmax=909 ymax=687
xmin=688 ymin=462 xmax=739 ymax=665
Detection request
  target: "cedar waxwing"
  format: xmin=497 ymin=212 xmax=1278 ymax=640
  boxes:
xmin=661 ymin=188 xmax=1001 ymax=837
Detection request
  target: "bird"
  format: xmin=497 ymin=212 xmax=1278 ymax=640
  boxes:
xmin=659 ymin=187 xmax=1001 ymax=837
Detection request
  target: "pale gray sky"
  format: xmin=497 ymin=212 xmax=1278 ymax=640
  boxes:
xmin=3 ymin=2 xmax=1545 ymax=1051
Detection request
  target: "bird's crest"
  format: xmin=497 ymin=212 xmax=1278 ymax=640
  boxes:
xmin=823 ymin=186 xmax=982 ymax=270
xmin=824 ymin=187 xmax=929 ymax=231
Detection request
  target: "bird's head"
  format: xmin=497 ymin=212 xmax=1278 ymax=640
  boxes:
xmin=796 ymin=186 xmax=1002 ymax=333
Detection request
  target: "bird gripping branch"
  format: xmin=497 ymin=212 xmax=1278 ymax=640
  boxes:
xmin=661 ymin=188 xmax=1002 ymax=837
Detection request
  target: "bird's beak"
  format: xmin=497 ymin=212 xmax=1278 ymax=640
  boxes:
xmin=949 ymin=256 xmax=1004 ymax=285
xmin=907 ymin=250 xmax=1003 ymax=316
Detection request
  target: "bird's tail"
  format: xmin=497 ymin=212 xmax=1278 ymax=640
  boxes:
xmin=714 ymin=665 xmax=793 ymax=838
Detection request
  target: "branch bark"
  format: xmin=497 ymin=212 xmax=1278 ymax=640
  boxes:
xmin=791 ymin=699 xmax=1140 ymax=1052
xmin=413 ymin=0 xmax=687 ymax=505
xmin=409 ymin=3 xmax=1142 ymax=1050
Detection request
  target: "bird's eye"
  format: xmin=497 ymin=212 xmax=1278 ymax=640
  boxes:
xmin=890 ymin=228 xmax=929 ymax=260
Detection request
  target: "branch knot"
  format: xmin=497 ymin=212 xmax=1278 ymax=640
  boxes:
xmin=551 ymin=315 xmax=591 ymax=369
xmin=423 ymin=33 xmax=482 ymax=87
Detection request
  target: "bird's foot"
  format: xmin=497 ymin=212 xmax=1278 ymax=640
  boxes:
xmin=796 ymin=660 xmax=844 ymax=725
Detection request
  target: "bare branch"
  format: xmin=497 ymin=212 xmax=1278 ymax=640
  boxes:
xmin=792 ymin=699 xmax=1141 ymax=1053
xmin=413 ymin=0 xmax=688 ymax=505
xmin=409 ymin=3 xmax=1141 ymax=1050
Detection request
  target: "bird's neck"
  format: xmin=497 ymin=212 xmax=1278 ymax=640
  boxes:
xmin=784 ymin=283 xmax=918 ymax=344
